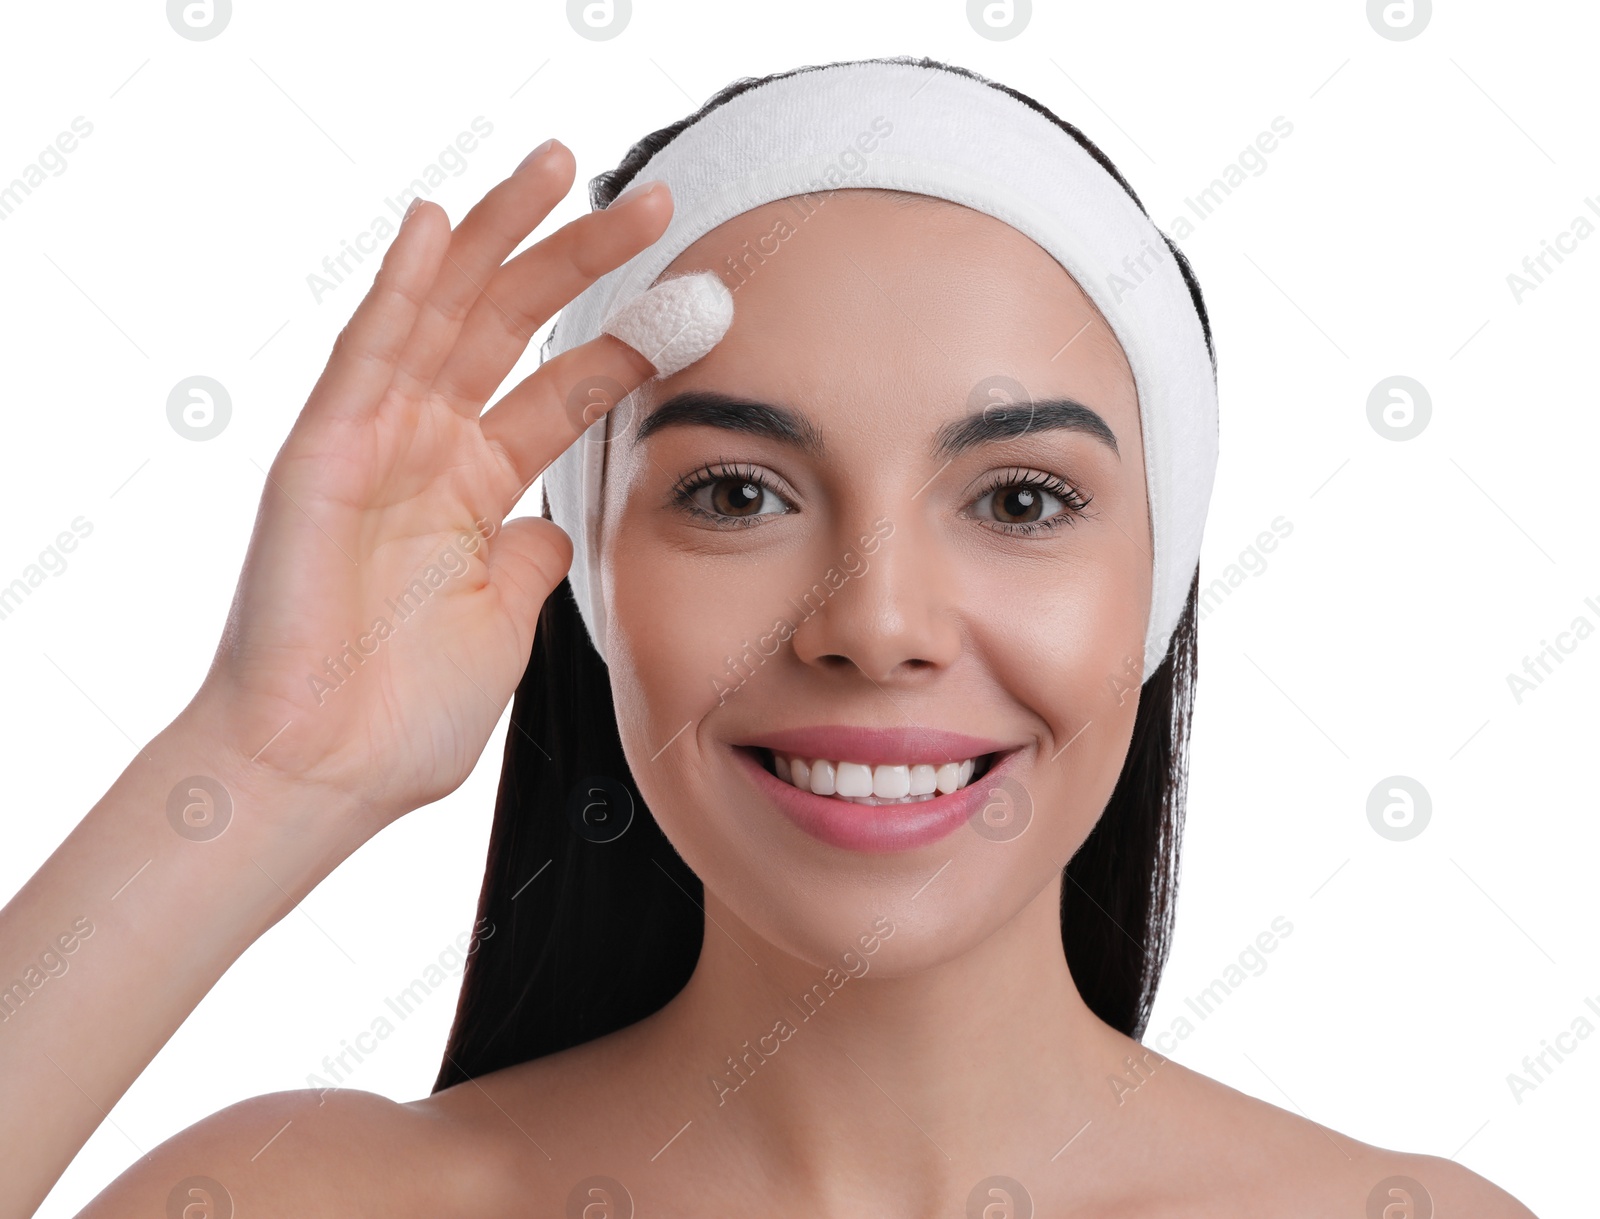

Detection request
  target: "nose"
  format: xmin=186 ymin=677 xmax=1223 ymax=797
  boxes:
xmin=787 ymin=512 xmax=962 ymax=685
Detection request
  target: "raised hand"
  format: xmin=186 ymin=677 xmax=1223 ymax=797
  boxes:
xmin=193 ymin=141 xmax=666 ymax=850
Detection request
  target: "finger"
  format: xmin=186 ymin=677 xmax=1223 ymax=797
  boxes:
xmin=388 ymin=141 xmax=582 ymax=397
xmin=300 ymin=201 xmax=446 ymax=425
xmin=483 ymin=515 xmax=575 ymax=662
xmin=479 ymin=332 xmax=657 ymax=497
xmin=430 ymin=182 xmax=672 ymax=412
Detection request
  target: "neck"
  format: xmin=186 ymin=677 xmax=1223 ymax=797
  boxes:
xmin=634 ymin=870 xmax=1146 ymax=1203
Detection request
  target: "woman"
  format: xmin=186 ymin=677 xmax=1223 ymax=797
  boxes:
xmin=2 ymin=55 xmax=1534 ymax=1217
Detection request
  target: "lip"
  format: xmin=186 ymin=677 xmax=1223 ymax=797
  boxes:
xmin=732 ymin=725 xmax=1013 ymax=769
xmin=732 ymin=740 xmax=1028 ymax=854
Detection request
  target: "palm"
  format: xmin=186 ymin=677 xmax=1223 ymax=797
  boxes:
xmin=224 ymin=397 xmax=529 ymax=818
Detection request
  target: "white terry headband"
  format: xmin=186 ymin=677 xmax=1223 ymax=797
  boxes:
xmin=543 ymin=59 xmax=1219 ymax=683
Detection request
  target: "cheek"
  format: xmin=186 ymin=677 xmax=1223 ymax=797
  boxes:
xmin=602 ymin=534 xmax=790 ymax=839
xmin=605 ymin=534 xmax=793 ymax=723
xmin=972 ymin=547 xmax=1148 ymax=841
xmin=977 ymin=507 xmax=1148 ymax=693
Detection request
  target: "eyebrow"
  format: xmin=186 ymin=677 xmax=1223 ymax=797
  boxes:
xmin=633 ymin=390 xmax=1119 ymax=460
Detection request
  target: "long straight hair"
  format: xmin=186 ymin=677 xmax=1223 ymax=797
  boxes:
xmin=433 ymin=54 xmax=1210 ymax=1092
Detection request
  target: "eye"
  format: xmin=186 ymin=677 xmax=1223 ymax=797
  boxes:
xmin=670 ymin=461 xmax=796 ymax=528
xmin=965 ymin=467 xmax=1092 ymax=536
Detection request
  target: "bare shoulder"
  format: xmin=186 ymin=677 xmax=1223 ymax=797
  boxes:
xmin=1364 ymin=1152 xmax=1543 ymax=1217
xmin=74 ymin=1086 xmax=483 ymax=1219
xmin=1132 ymin=1050 xmax=1540 ymax=1217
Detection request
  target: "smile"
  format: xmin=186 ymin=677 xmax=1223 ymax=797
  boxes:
xmin=728 ymin=725 xmax=1027 ymax=853
xmin=760 ymin=749 xmax=998 ymax=805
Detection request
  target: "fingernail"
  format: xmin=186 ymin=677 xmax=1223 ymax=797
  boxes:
xmin=611 ymin=178 xmax=662 ymax=208
xmin=516 ymin=138 xmax=558 ymax=174
xmin=403 ymin=196 xmax=424 ymax=223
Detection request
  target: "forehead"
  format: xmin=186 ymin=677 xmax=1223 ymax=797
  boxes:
xmin=637 ymin=188 xmax=1140 ymax=457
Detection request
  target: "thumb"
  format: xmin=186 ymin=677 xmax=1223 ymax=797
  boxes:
xmin=485 ymin=515 xmax=575 ymax=638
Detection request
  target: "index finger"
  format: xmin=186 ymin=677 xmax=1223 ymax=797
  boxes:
xmin=479 ymin=332 xmax=658 ymax=499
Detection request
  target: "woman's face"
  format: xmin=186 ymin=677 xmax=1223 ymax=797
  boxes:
xmin=597 ymin=188 xmax=1151 ymax=973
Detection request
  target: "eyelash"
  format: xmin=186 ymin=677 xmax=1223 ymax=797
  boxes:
xmin=967 ymin=466 xmax=1094 ymax=536
xmin=670 ymin=461 xmax=792 ymax=530
xmin=669 ymin=461 xmax=1094 ymax=536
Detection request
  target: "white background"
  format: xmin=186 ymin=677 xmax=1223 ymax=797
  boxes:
xmin=1 ymin=1 xmax=1593 ymax=1215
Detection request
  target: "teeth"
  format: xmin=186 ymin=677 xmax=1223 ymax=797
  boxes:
xmin=767 ymin=750 xmax=986 ymax=802
xmin=809 ymin=759 xmax=835 ymax=796
xmin=873 ymin=764 xmax=911 ymax=799
xmin=836 ymin=762 xmax=873 ymax=797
